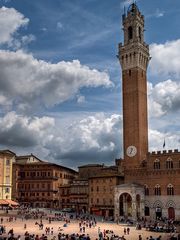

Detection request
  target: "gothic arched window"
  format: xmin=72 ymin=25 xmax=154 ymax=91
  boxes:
xmin=128 ymin=26 xmax=133 ymax=40
xmin=167 ymin=184 xmax=174 ymax=196
xmin=154 ymin=159 xmax=160 ymax=169
xmin=154 ymin=184 xmax=161 ymax=196
xmin=166 ymin=158 xmax=173 ymax=169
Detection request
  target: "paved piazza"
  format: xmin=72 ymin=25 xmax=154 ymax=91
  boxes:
xmin=0 ymin=211 xmax=178 ymax=240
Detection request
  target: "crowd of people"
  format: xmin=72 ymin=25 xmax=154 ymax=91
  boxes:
xmin=0 ymin=208 xmax=179 ymax=240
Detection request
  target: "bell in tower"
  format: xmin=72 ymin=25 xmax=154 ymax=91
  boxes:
xmin=118 ymin=3 xmax=150 ymax=171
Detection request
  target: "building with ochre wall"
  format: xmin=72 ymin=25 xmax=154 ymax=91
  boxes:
xmin=0 ymin=150 xmax=16 ymax=201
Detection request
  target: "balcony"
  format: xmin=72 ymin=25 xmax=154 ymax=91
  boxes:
xmin=17 ymin=176 xmax=58 ymax=180
xmin=18 ymin=189 xmax=58 ymax=193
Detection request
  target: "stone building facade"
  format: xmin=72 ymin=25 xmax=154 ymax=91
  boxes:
xmin=59 ymin=164 xmax=104 ymax=213
xmin=89 ymin=170 xmax=124 ymax=218
xmin=59 ymin=164 xmax=124 ymax=216
xmin=12 ymin=154 xmax=78 ymax=208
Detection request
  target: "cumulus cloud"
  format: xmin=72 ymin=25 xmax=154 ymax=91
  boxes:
xmin=0 ymin=112 xmax=123 ymax=167
xmin=0 ymin=6 xmax=29 ymax=46
xmin=148 ymin=80 xmax=180 ymax=117
xmin=77 ymin=95 xmax=85 ymax=104
xmin=0 ymin=111 xmax=54 ymax=147
xmin=45 ymin=114 xmax=123 ymax=167
xmin=0 ymin=50 xmax=112 ymax=113
xmin=149 ymin=39 xmax=180 ymax=78
xmin=149 ymin=129 xmax=180 ymax=152
xmin=0 ymin=111 xmax=178 ymax=168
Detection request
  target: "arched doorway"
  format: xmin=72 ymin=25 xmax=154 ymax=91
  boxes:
xmin=155 ymin=207 xmax=162 ymax=219
xmin=168 ymin=207 xmax=175 ymax=220
xmin=114 ymin=183 xmax=145 ymax=222
xmin=119 ymin=193 xmax=132 ymax=219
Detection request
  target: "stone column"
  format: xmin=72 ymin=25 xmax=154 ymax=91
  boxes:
xmin=140 ymin=194 xmax=145 ymax=219
xmin=114 ymin=189 xmax=119 ymax=222
xmin=131 ymin=193 xmax=137 ymax=221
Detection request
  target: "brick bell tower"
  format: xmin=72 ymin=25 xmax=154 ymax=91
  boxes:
xmin=118 ymin=3 xmax=150 ymax=169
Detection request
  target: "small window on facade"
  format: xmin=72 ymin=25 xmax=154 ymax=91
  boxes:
xmin=167 ymin=184 xmax=174 ymax=195
xmin=129 ymin=70 xmax=131 ymax=76
xmin=96 ymin=186 xmax=99 ymax=192
xmin=6 ymin=159 xmax=10 ymax=166
xmin=97 ymin=198 xmax=99 ymax=204
xmin=5 ymin=187 xmax=9 ymax=193
xmin=166 ymin=158 xmax=173 ymax=169
xmin=154 ymin=159 xmax=160 ymax=169
xmin=154 ymin=184 xmax=161 ymax=196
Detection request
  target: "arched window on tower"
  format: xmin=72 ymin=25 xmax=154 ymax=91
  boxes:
xmin=167 ymin=184 xmax=174 ymax=196
xmin=128 ymin=26 xmax=133 ymax=40
xmin=154 ymin=184 xmax=161 ymax=196
xmin=144 ymin=185 xmax=149 ymax=196
xmin=154 ymin=159 xmax=160 ymax=169
xmin=166 ymin=158 xmax=173 ymax=169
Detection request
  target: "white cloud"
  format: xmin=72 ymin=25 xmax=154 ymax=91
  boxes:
xmin=57 ymin=21 xmax=63 ymax=30
xmin=149 ymin=39 xmax=180 ymax=78
xmin=21 ymin=34 xmax=36 ymax=45
xmin=45 ymin=113 xmax=123 ymax=167
xmin=0 ymin=111 xmax=54 ymax=147
xmin=0 ymin=50 xmax=113 ymax=112
xmin=77 ymin=95 xmax=85 ymax=104
xmin=155 ymin=9 xmax=164 ymax=18
xmin=0 ymin=112 xmax=123 ymax=167
xmin=149 ymin=129 xmax=180 ymax=152
xmin=0 ymin=111 xmax=178 ymax=168
xmin=0 ymin=6 xmax=29 ymax=45
xmin=148 ymin=80 xmax=180 ymax=117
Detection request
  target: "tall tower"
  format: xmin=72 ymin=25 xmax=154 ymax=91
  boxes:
xmin=118 ymin=3 xmax=150 ymax=169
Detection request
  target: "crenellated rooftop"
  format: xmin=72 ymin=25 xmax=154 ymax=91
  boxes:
xmin=148 ymin=149 xmax=180 ymax=156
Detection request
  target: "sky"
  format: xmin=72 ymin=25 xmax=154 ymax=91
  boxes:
xmin=0 ymin=0 xmax=179 ymax=169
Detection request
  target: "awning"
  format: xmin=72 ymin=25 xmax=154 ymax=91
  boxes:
xmin=5 ymin=199 xmax=19 ymax=206
xmin=0 ymin=200 xmax=9 ymax=205
xmin=0 ymin=199 xmax=19 ymax=206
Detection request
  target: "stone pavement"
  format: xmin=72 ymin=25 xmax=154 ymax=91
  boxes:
xmin=0 ymin=215 xmax=174 ymax=240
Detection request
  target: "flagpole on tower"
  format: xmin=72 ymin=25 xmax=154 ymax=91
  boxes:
xmin=163 ymin=138 xmax=166 ymax=148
